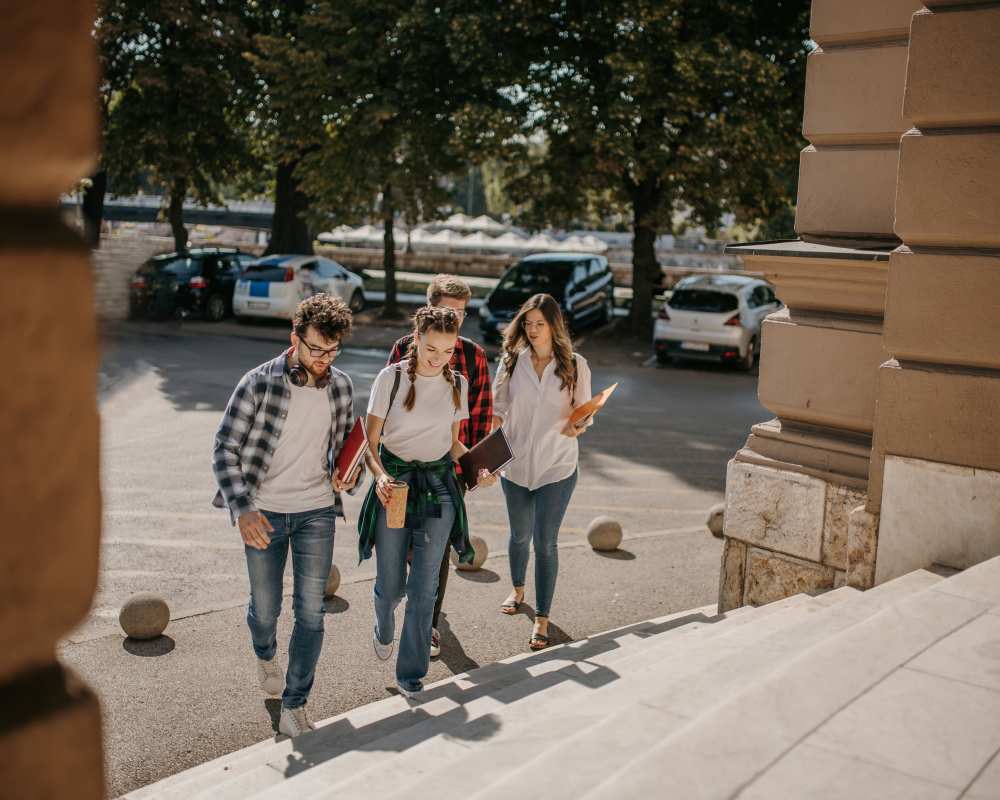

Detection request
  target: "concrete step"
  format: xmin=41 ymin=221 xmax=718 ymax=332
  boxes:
xmin=123 ymin=603 xmax=725 ymax=800
xmin=463 ymin=568 xmax=945 ymax=800
xmin=581 ymin=560 xmax=1000 ymax=800
xmin=260 ymin=593 xmax=842 ymax=800
xmin=208 ymin=596 xmax=812 ymax=800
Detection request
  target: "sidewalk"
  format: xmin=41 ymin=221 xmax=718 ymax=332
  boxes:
xmin=59 ymin=529 xmax=721 ymax=798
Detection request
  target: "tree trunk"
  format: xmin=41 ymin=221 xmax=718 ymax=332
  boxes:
xmin=265 ymin=158 xmax=313 ymax=255
xmin=381 ymin=182 xmax=400 ymax=319
xmin=629 ymin=181 xmax=662 ymax=338
xmin=167 ymin=178 xmax=188 ymax=254
xmin=81 ymin=169 xmax=106 ymax=249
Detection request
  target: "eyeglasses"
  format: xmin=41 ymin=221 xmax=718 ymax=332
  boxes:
xmin=298 ymin=338 xmax=342 ymax=359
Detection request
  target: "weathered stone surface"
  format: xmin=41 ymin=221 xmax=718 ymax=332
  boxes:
xmin=745 ymin=549 xmax=837 ymax=607
xmin=823 ymin=485 xmax=866 ymax=571
xmin=452 ymin=535 xmax=489 ymax=571
xmin=905 ymin=6 xmax=1000 ymax=128
xmin=324 ymin=564 xmax=341 ymax=598
xmin=803 ymin=43 xmax=911 ymax=146
xmin=706 ymin=503 xmax=725 ymax=539
xmin=0 ymin=242 xmax=101 ymax=683
xmin=847 ymin=505 xmax=880 ymax=590
xmin=119 ymin=593 xmax=170 ymax=640
xmin=718 ymin=538 xmax=748 ymax=613
xmin=587 ymin=516 xmax=623 ymax=551
xmin=796 ymin=144 xmax=900 ymax=239
xmin=0 ymin=3 xmax=98 ymax=205
xmin=876 ymin=456 xmax=1000 ymax=584
xmin=0 ymin=664 xmax=104 ymax=799
xmin=725 ymin=461 xmax=828 ymax=562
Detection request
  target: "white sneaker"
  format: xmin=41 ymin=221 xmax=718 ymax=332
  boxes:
xmin=429 ymin=628 xmax=441 ymax=659
xmin=397 ymin=683 xmax=422 ymax=699
xmin=256 ymin=655 xmax=283 ymax=696
xmin=278 ymin=705 xmax=315 ymax=737
xmin=373 ymin=630 xmax=394 ymax=661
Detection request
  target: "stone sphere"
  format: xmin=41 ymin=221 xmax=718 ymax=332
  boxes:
xmin=119 ymin=593 xmax=170 ymax=640
xmin=451 ymin=535 xmax=489 ymax=571
xmin=706 ymin=503 xmax=726 ymax=538
xmin=587 ymin=516 xmax=623 ymax=551
xmin=324 ymin=564 xmax=341 ymax=597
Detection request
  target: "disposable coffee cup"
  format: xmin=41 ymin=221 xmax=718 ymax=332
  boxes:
xmin=386 ymin=481 xmax=409 ymax=528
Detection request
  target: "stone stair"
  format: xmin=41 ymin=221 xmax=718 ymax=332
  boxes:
xmin=122 ymin=557 xmax=1000 ymax=799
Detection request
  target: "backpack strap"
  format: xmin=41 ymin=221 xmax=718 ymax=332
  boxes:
xmin=461 ymin=337 xmax=477 ymax=387
xmin=384 ymin=365 xmax=402 ymax=426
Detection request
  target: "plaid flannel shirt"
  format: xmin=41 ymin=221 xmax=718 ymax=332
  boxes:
xmin=211 ymin=353 xmax=364 ymax=523
xmin=388 ymin=334 xmax=493 ymax=451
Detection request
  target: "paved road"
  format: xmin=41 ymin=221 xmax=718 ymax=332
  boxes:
xmin=74 ymin=324 xmax=768 ymax=643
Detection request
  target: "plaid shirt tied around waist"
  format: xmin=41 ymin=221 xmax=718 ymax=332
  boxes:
xmin=211 ymin=353 xmax=363 ymax=523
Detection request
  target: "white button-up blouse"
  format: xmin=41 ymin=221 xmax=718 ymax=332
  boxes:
xmin=492 ymin=347 xmax=593 ymax=491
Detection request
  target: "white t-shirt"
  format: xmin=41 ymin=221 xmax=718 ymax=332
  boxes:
xmin=254 ymin=380 xmax=337 ymax=513
xmin=368 ymin=365 xmax=469 ymax=463
xmin=493 ymin=348 xmax=592 ymax=490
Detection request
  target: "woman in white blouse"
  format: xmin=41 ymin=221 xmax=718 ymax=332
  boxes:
xmin=492 ymin=293 xmax=592 ymax=650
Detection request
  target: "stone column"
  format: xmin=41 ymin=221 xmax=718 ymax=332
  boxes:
xmin=718 ymin=0 xmax=923 ymax=610
xmin=0 ymin=4 xmax=105 ymax=798
xmin=870 ymin=1 xmax=1000 ymax=583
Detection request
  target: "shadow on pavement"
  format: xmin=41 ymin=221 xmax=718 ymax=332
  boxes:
xmin=436 ymin=614 xmax=479 ymax=675
xmin=594 ymin=548 xmax=637 ymax=561
xmin=453 ymin=567 xmax=500 ymax=584
xmin=123 ymin=635 xmax=176 ymax=657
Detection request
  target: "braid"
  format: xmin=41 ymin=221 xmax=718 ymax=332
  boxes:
xmin=441 ymin=361 xmax=461 ymax=410
xmin=403 ymin=340 xmax=419 ymax=411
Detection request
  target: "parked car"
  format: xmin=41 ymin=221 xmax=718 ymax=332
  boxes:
xmin=232 ymin=255 xmax=366 ymax=321
xmin=128 ymin=248 xmax=257 ymax=321
xmin=479 ymin=252 xmax=614 ymax=342
xmin=653 ymin=274 xmax=782 ymax=370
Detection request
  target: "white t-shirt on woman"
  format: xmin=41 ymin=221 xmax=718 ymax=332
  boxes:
xmin=367 ymin=365 xmax=469 ymax=463
xmin=493 ymin=348 xmax=592 ymax=491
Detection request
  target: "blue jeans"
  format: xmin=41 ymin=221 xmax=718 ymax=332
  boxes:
xmin=501 ymin=470 xmax=578 ymax=617
xmin=373 ymin=474 xmax=454 ymax=692
xmin=244 ymin=506 xmax=335 ymax=709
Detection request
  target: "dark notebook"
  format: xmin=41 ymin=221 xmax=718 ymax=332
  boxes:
xmin=457 ymin=428 xmax=515 ymax=492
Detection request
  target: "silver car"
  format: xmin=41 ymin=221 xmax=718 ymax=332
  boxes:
xmin=653 ymin=274 xmax=782 ymax=370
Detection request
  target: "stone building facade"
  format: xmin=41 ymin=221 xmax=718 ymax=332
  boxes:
xmin=1 ymin=3 xmax=106 ymax=798
xmin=719 ymin=0 xmax=1000 ymax=610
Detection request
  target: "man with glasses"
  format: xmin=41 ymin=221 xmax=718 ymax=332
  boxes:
xmin=213 ymin=294 xmax=363 ymax=737
xmin=387 ymin=275 xmax=493 ymax=658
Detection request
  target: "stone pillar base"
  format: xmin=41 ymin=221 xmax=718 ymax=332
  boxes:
xmin=719 ymin=458 xmax=865 ymax=609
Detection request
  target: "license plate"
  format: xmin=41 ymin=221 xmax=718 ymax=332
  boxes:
xmin=248 ymin=301 xmax=269 ymax=310
xmin=681 ymin=341 xmax=710 ymax=352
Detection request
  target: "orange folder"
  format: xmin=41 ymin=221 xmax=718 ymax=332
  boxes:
xmin=569 ymin=382 xmax=619 ymax=427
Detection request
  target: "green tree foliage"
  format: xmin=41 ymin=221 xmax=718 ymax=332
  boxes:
xmin=253 ymin=0 xmax=518 ymax=317
xmin=97 ymin=0 xmax=257 ymax=253
xmin=480 ymin=0 xmax=810 ymax=335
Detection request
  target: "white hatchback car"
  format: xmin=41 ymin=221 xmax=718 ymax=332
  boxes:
xmin=233 ymin=255 xmax=366 ymax=320
xmin=653 ymin=274 xmax=782 ymax=370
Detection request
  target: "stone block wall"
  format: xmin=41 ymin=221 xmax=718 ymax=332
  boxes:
xmin=869 ymin=0 xmax=1000 ymax=582
xmin=0 ymin=3 xmax=105 ymax=798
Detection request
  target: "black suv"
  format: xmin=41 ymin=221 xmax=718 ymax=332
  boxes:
xmin=479 ymin=253 xmax=615 ymax=342
xmin=128 ymin=248 xmax=257 ymax=321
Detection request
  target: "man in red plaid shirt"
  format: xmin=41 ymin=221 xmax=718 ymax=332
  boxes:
xmin=388 ymin=274 xmax=493 ymax=658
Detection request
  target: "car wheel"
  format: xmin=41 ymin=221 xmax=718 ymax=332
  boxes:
xmin=205 ymin=294 xmax=227 ymax=322
xmin=602 ymin=294 xmax=614 ymax=325
xmin=656 ymin=350 xmax=674 ymax=366
xmin=349 ymin=288 xmax=365 ymax=313
xmin=740 ymin=337 xmax=757 ymax=371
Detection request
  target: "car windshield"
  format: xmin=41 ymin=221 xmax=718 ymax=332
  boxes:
xmin=668 ymin=289 xmax=738 ymax=313
xmin=496 ymin=261 xmax=573 ymax=299
xmin=141 ymin=256 xmax=193 ymax=277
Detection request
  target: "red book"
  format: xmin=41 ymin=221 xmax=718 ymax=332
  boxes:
xmin=335 ymin=419 xmax=369 ymax=480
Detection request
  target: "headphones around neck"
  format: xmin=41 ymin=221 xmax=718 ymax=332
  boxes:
xmin=286 ymin=345 xmax=331 ymax=389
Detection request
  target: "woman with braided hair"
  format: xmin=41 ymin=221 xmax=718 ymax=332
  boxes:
xmin=492 ymin=293 xmax=593 ymax=650
xmin=359 ymin=305 xmax=496 ymax=697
